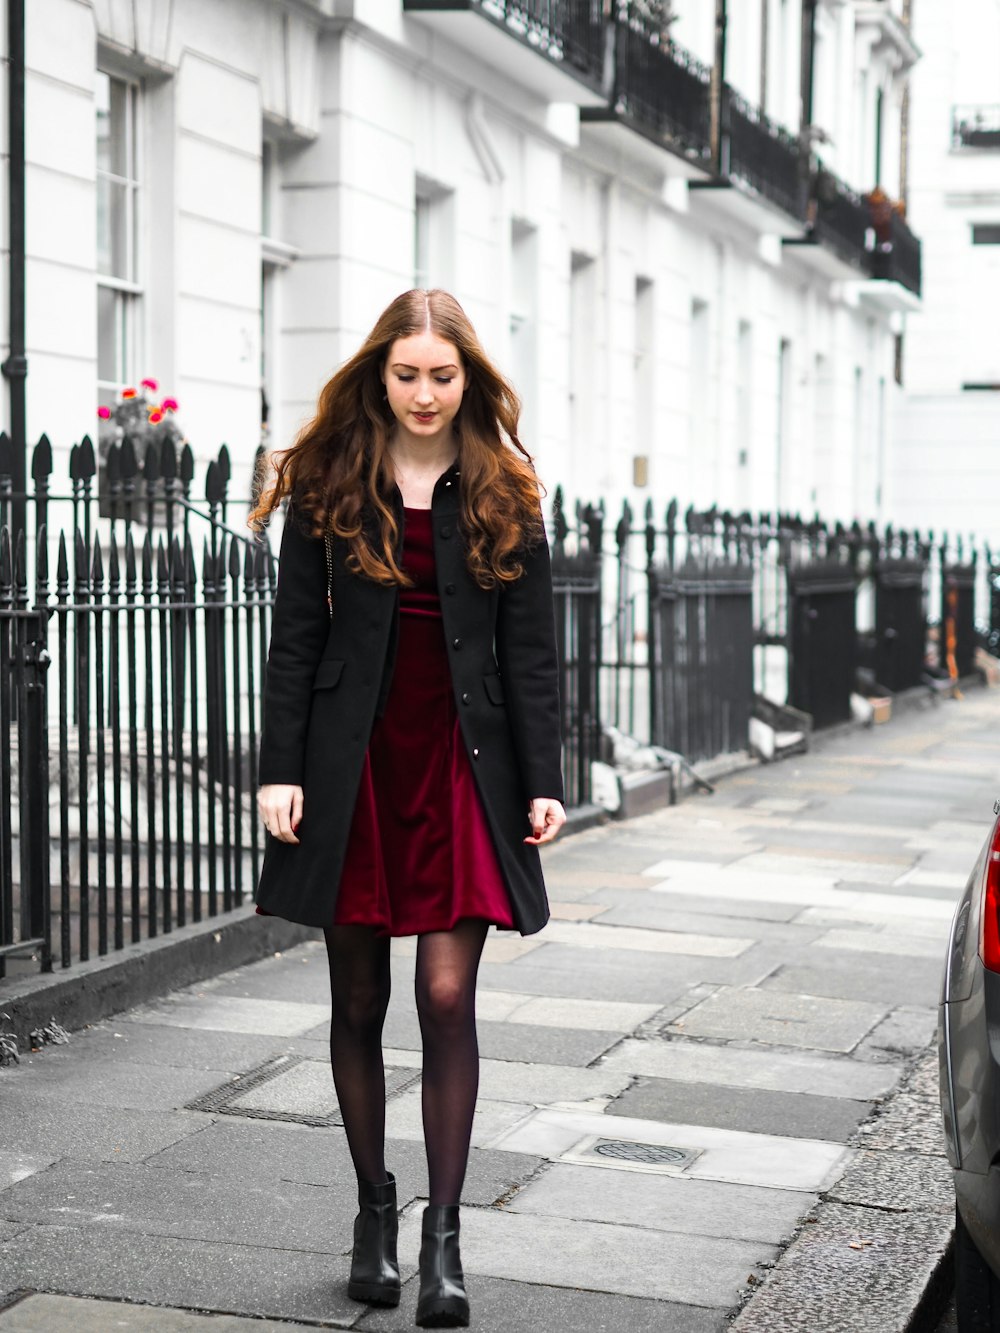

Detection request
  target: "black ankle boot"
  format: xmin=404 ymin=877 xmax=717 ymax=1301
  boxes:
xmin=415 ymin=1204 xmax=469 ymax=1328
xmin=347 ymin=1173 xmax=401 ymax=1307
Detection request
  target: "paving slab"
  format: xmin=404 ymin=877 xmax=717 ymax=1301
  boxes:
xmin=126 ymin=995 xmax=330 ymax=1037
xmin=539 ymin=919 xmax=754 ymax=957
xmin=385 ymin=1089 xmax=532 ymax=1148
xmin=854 ymin=1007 xmax=938 ymax=1062
xmin=0 ymin=1293 xmax=317 ymax=1331
xmin=488 ymin=1106 xmax=850 ymax=1192
xmin=0 ymin=1224 xmax=360 ymax=1327
xmin=505 ymin=1160 xmax=811 ymax=1243
xmin=355 ymin=1274 xmax=727 ymax=1333
xmin=477 ymin=1057 xmax=631 ymax=1107
xmin=0 ymin=1152 xmax=59 ymax=1192
xmin=0 ymin=1094 xmax=205 ymax=1164
xmin=760 ymin=955 xmax=943 ymax=1008
xmin=376 ymin=1006 xmax=621 ymax=1065
xmin=394 ymin=1205 xmax=776 ymax=1308
xmin=600 ymin=1037 xmax=904 ymax=1100
xmin=0 ymin=1158 xmax=358 ymax=1255
xmin=0 ymin=1057 xmax=230 ymax=1112
xmin=49 ymin=1020 xmax=298 ymax=1073
xmin=671 ymin=985 xmax=887 ymax=1052
xmin=474 ymin=990 xmax=660 ymax=1032
xmin=606 ymin=1075 xmax=872 ymax=1142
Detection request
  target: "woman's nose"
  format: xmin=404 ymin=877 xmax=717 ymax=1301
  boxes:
xmin=415 ymin=380 xmax=434 ymax=404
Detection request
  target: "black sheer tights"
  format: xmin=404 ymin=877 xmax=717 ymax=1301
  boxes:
xmin=324 ymin=919 xmax=489 ymax=1205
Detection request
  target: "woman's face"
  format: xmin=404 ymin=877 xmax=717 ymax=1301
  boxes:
xmin=382 ymin=332 xmax=466 ymax=444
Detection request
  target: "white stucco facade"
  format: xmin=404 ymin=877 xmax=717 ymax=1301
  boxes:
xmin=891 ymin=0 xmax=1000 ymax=545
xmin=0 ymin=0 xmax=921 ymax=526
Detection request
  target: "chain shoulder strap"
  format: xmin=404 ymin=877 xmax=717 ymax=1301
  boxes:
xmin=324 ymin=532 xmax=334 ymax=620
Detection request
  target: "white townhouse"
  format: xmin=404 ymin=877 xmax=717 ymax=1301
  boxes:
xmin=890 ymin=0 xmax=1000 ymax=547
xmin=0 ymin=0 xmax=922 ymax=525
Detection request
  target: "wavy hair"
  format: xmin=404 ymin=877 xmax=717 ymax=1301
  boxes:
xmin=249 ymin=289 xmax=544 ymax=588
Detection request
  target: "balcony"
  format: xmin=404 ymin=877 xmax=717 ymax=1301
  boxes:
xmin=403 ymin=0 xmax=608 ymax=104
xmin=869 ymin=209 xmax=922 ymax=299
xmin=690 ymin=87 xmax=805 ymax=229
xmin=783 ymin=167 xmax=871 ymax=280
xmin=952 ymin=104 xmax=1000 ymax=150
xmin=580 ymin=12 xmax=712 ymax=176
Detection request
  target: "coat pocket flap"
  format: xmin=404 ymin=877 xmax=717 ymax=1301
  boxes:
xmin=312 ymin=659 xmax=345 ymax=691
xmin=483 ymin=672 xmax=505 ymax=705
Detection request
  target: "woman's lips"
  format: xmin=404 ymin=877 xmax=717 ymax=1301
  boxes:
xmin=413 ymin=412 xmax=436 ymax=422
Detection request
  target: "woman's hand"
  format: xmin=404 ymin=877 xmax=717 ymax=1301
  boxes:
xmin=524 ymin=797 xmax=566 ymax=846
xmin=258 ymin=784 xmax=304 ymax=844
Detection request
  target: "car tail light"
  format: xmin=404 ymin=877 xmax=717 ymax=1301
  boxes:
xmin=980 ymin=816 xmax=1000 ymax=971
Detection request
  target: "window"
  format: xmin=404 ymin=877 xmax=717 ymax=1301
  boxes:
xmin=510 ymin=220 xmax=538 ymax=439
xmin=569 ymin=253 xmax=596 ymax=470
xmin=633 ymin=277 xmax=654 ymax=485
xmin=413 ymin=182 xmax=454 ymax=290
xmin=96 ymin=70 xmax=141 ymax=404
xmin=735 ymin=320 xmax=753 ymax=471
xmin=972 ymin=224 xmax=1000 ymax=245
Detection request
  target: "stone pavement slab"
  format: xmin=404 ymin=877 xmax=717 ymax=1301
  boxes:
xmin=394 ymin=1205 xmax=775 ymax=1307
xmin=355 ymin=1274 xmax=726 ymax=1333
xmin=0 ymin=1226 xmax=360 ymax=1327
xmin=606 ymin=1075 xmax=873 ymax=1142
xmin=504 ymin=1160 xmax=810 ymax=1243
xmin=671 ymin=985 xmax=887 ymax=1052
xmin=128 ymin=994 xmax=329 ymax=1036
xmin=0 ymin=1092 xmax=205 ymax=1163
xmin=600 ymin=1036 xmax=904 ymax=1099
xmin=0 ymin=1294 xmax=314 ymax=1332
xmin=761 ymin=954 xmax=943 ymax=1007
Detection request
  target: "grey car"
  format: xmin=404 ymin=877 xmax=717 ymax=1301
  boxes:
xmin=940 ymin=800 xmax=1000 ymax=1328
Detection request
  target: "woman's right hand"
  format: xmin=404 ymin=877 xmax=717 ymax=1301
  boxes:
xmin=257 ymin=784 xmax=304 ymax=844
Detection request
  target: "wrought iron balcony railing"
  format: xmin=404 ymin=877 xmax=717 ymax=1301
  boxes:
xmin=404 ymin=0 xmax=607 ymax=91
xmin=722 ymin=88 xmax=805 ymax=221
xmin=608 ymin=8 xmax=712 ymax=163
xmin=952 ymin=104 xmax=1000 ymax=149
xmin=808 ymin=167 xmax=871 ymax=272
xmin=869 ymin=210 xmax=922 ymax=296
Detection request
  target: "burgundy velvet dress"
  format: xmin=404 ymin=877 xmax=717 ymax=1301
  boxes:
xmin=330 ymin=507 xmax=514 ymax=936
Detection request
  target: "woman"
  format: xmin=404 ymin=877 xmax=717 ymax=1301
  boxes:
xmin=251 ymin=288 xmax=566 ymax=1329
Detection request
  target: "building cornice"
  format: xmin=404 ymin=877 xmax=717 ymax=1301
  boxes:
xmin=853 ymin=2 xmax=921 ymax=72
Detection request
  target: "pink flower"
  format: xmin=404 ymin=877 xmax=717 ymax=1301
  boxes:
xmin=140 ymin=377 xmax=158 ymax=392
xmin=148 ymin=410 xmax=164 ymax=425
xmin=97 ymin=406 xmax=112 ymax=420
xmin=161 ymin=397 xmax=179 ymax=412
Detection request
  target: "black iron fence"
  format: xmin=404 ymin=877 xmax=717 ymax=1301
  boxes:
xmin=871 ymin=211 xmax=922 ymax=297
xmin=809 ymin=168 xmax=871 ymax=272
xmin=0 ymin=431 xmax=274 ymax=982
xmin=2 ymin=431 xmax=993 ymax=982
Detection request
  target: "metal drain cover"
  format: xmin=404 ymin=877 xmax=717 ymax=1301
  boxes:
xmin=593 ymin=1140 xmax=691 ymax=1165
xmin=561 ymin=1134 xmax=702 ymax=1174
xmin=186 ymin=1055 xmax=420 ymax=1128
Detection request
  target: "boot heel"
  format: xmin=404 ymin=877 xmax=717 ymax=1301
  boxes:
xmin=347 ymin=1172 xmax=401 ymax=1308
xmin=415 ymin=1204 xmax=469 ymax=1329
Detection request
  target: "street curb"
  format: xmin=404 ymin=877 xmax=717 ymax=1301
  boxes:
xmin=729 ymin=1044 xmax=954 ymax=1333
xmin=0 ymin=907 xmax=319 ymax=1049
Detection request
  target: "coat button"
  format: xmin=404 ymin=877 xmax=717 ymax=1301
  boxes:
xmin=440 ymin=525 xmax=452 ymax=539
xmin=461 ymin=692 xmax=470 ymax=704
xmin=452 ymin=637 xmax=463 ymax=650
xmin=445 ymin=583 xmax=456 ymax=595
xmin=473 ymin=747 xmax=480 ymax=759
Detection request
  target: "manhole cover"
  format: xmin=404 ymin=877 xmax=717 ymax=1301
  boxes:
xmin=593 ymin=1140 xmax=690 ymax=1165
xmin=186 ymin=1055 xmax=420 ymax=1128
xmin=560 ymin=1134 xmax=702 ymax=1174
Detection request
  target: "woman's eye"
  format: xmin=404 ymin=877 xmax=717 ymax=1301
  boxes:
xmin=435 ymin=377 xmax=453 ymax=385
xmin=396 ymin=375 xmax=415 ymax=383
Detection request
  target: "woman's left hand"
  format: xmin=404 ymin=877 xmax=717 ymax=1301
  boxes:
xmin=524 ymin=798 xmax=567 ymax=846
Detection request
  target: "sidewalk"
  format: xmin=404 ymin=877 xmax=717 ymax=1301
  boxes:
xmin=2 ymin=687 xmax=991 ymax=1331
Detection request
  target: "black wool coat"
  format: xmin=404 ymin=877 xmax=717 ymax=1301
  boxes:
xmin=254 ymin=464 xmax=564 ymax=936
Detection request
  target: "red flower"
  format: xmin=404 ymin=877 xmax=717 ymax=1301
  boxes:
xmin=140 ymin=377 xmax=158 ymax=392
xmin=161 ymin=397 xmax=179 ymax=412
xmin=97 ymin=405 xmax=112 ymax=420
xmin=148 ymin=410 xmax=164 ymax=425
xmin=121 ymin=388 xmax=137 ymax=399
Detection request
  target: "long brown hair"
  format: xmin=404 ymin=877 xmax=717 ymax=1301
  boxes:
xmin=250 ymin=289 xmax=544 ymax=588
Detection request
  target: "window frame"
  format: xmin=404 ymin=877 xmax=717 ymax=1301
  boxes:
xmin=96 ymin=68 xmax=143 ymax=403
